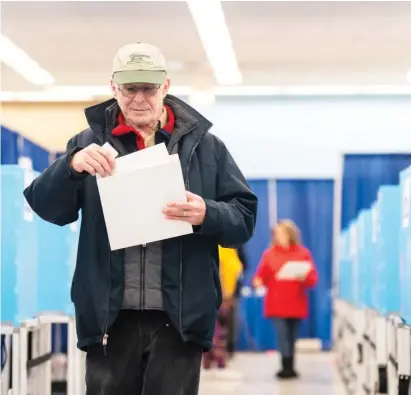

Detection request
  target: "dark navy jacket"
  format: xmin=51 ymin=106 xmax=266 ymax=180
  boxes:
xmin=23 ymin=95 xmax=258 ymax=351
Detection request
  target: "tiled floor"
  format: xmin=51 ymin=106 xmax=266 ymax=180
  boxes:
xmin=199 ymin=352 xmax=346 ymax=395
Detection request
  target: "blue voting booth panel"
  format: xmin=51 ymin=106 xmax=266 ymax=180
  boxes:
xmin=399 ymin=166 xmax=411 ymax=324
xmin=36 ymin=218 xmax=79 ymax=316
xmin=349 ymin=220 xmax=359 ymax=306
xmin=370 ymin=202 xmax=379 ymax=311
xmin=338 ymin=230 xmax=349 ymax=301
xmin=375 ymin=186 xmax=401 ymax=315
xmin=1 ymin=165 xmax=38 ymax=324
xmin=357 ymin=210 xmax=373 ymax=309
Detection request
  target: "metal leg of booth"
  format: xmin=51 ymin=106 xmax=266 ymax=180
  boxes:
xmin=19 ymin=318 xmax=40 ymax=395
xmin=376 ymin=315 xmax=389 ymax=394
xmin=354 ymin=308 xmax=366 ymax=395
xmin=67 ymin=317 xmax=80 ymax=395
xmin=38 ymin=314 xmax=77 ymax=395
xmin=387 ymin=317 xmax=402 ymax=395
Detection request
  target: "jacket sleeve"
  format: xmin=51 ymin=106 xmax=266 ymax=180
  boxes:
xmin=254 ymin=249 xmax=271 ymax=286
xmin=302 ymin=251 xmax=318 ymax=288
xmin=23 ymin=137 xmax=88 ymax=226
xmin=199 ymin=140 xmax=258 ymax=246
xmin=236 ymin=245 xmax=249 ymax=272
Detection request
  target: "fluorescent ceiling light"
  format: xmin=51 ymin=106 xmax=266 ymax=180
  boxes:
xmin=186 ymin=0 xmax=242 ymax=85
xmin=0 ymin=34 xmax=55 ymax=86
xmin=2 ymin=85 xmax=411 ymax=102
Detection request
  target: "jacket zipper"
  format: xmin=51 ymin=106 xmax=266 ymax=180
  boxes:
xmin=141 ymin=244 xmax=147 ymax=309
xmin=102 ymin=247 xmax=111 ymax=356
xmin=100 ymin=136 xmax=126 ymax=356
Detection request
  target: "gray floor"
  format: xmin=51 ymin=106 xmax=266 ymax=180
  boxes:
xmin=199 ymin=352 xmax=346 ymax=395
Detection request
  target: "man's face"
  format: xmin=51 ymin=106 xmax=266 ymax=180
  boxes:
xmin=111 ymin=79 xmax=170 ymax=128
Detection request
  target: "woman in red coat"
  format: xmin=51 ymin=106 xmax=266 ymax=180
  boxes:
xmin=253 ymin=220 xmax=318 ymax=379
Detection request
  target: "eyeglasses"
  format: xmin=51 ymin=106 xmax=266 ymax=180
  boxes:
xmin=118 ymin=84 xmax=161 ymax=99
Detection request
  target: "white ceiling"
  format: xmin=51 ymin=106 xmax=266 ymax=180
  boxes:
xmin=2 ymin=0 xmax=411 ymax=92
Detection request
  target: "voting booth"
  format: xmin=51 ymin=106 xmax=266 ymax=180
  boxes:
xmin=400 ymin=167 xmax=411 ymax=326
xmin=335 ymin=172 xmax=411 ymax=395
xmin=1 ymin=164 xmax=39 ymax=395
xmin=1 ymin=162 xmax=82 ymax=395
xmin=375 ymin=185 xmax=401 ymax=317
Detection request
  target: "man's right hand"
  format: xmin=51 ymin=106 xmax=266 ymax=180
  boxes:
xmin=70 ymin=144 xmax=116 ymax=177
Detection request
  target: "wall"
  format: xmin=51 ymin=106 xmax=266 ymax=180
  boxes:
xmin=197 ymin=95 xmax=411 ymax=178
xmin=2 ymin=95 xmax=411 ymax=178
xmin=1 ymin=102 xmax=95 ymax=152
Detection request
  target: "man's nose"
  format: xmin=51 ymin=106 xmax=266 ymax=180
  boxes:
xmin=132 ymin=91 xmax=146 ymax=103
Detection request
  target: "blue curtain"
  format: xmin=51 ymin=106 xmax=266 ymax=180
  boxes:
xmin=21 ymin=139 xmax=50 ymax=173
xmin=276 ymin=179 xmax=334 ymax=350
xmin=243 ymin=180 xmax=271 ymax=285
xmin=1 ymin=126 xmax=19 ymax=165
xmin=1 ymin=125 xmax=52 ymax=172
xmin=341 ymin=154 xmax=411 ymax=231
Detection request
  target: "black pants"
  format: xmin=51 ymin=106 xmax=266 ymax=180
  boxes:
xmin=86 ymin=310 xmax=202 ymax=395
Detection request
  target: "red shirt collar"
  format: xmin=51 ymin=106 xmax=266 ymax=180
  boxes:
xmin=112 ymin=105 xmax=175 ymax=150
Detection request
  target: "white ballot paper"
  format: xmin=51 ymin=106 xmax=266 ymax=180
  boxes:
xmin=276 ymin=260 xmax=311 ymax=280
xmin=97 ymin=143 xmax=193 ymax=250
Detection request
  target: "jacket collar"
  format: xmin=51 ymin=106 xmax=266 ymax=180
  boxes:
xmin=272 ymin=244 xmax=300 ymax=253
xmin=84 ymin=94 xmax=212 ymax=142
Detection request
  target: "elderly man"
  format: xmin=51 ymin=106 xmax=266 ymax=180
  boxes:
xmin=24 ymin=42 xmax=257 ymax=395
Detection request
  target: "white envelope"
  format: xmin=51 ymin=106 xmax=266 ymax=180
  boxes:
xmin=276 ymin=260 xmax=311 ymax=280
xmin=97 ymin=145 xmax=193 ymax=250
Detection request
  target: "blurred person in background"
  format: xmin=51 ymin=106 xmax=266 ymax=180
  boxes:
xmin=203 ymin=246 xmax=243 ymax=370
xmin=227 ymin=244 xmax=248 ymax=358
xmin=253 ymin=220 xmax=318 ymax=379
xmin=23 ymin=42 xmax=257 ymax=395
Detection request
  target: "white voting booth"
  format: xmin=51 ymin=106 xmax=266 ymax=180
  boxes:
xmin=334 ymin=166 xmax=411 ymax=395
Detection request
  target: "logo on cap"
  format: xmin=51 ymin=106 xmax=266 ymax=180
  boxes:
xmin=127 ymin=53 xmax=154 ymax=66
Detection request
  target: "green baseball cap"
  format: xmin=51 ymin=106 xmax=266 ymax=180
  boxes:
xmin=112 ymin=42 xmax=168 ymax=85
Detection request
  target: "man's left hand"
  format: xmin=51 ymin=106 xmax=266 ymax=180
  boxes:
xmin=163 ymin=191 xmax=206 ymax=226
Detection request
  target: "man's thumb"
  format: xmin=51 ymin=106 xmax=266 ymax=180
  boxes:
xmin=186 ymin=191 xmax=196 ymax=201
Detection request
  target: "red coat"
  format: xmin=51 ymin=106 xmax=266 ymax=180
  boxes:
xmin=254 ymin=244 xmax=318 ymax=319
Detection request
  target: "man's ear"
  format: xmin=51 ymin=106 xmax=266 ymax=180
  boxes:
xmin=110 ymin=80 xmax=118 ymax=98
xmin=163 ymin=78 xmax=171 ymax=98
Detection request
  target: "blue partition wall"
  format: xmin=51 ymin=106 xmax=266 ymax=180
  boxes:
xmin=338 ymin=230 xmax=349 ymax=301
xmin=400 ymin=167 xmax=411 ymax=324
xmin=1 ymin=126 xmax=19 ymax=165
xmin=373 ymin=186 xmax=401 ymax=316
xmin=357 ymin=210 xmax=372 ymax=309
xmin=37 ymin=219 xmax=79 ymax=315
xmin=243 ymin=180 xmax=271 ymax=286
xmin=236 ymin=180 xmax=273 ymax=351
xmin=1 ymin=166 xmax=39 ymax=325
xmin=341 ymin=154 xmax=411 ymax=230
xmin=349 ymin=220 xmax=359 ymax=306
xmin=1 ymin=125 xmax=53 ymax=171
